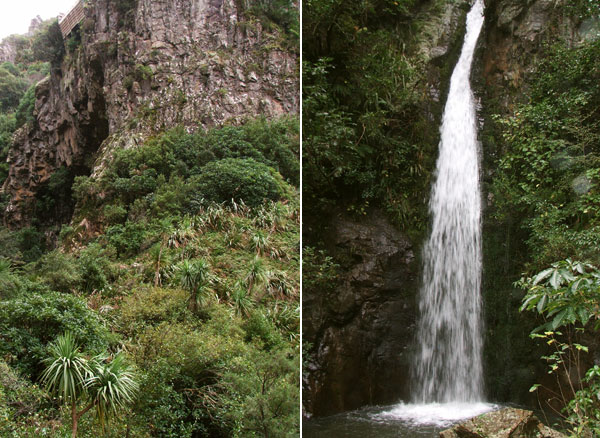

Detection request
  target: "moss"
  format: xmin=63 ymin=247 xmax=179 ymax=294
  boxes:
xmin=134 ymin=63 xmax=153 ymax=82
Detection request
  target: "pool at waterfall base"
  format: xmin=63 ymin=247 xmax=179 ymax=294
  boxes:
xmin=304 ymin=402 xmax=499 ymax=437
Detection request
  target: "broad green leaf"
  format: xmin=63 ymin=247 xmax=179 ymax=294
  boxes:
xmin=537 ymin=294 xmax=548 ymax=313
xmin=551 ymin=308 xmax=568 ymax=330
xmin=550 ymin=270 xmax=561 ymax=289
xmin=533 ymin=268 xmax=554 ymax=285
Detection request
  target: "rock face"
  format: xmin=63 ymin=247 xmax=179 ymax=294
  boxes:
xmin=478 ymin=0 xmax=579 ymax=111
xmin=303 ymin=211 xmax=418 ymax=415
xmin=439 ymin=408 xmax=566 ymax=438
xmin=2 ymin=0 xmax=298 ymax=227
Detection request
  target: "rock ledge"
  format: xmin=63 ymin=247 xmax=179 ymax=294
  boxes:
xmin=440 ymin=407 xmax=566 ymax=438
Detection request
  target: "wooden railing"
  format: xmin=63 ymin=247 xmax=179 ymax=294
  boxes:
xmin=59 ymin=0 xmax=85 ymax=38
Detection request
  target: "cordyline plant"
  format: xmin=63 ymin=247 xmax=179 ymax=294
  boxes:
xmin=41 ymin=332 xmax=138 ymax=437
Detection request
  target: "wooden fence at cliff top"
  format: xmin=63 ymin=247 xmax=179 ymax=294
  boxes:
xmin=59 ymin=0 xmax=85 ymax=38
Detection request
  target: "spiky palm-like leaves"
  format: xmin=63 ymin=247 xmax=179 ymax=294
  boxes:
xmin=267 ymin=270 xmax=296 ymax=299
xmin=250 ymin=230 xmax=269 ymax=255
xmin=245 ymin=256 xmax=271 ymax=294
xmin=87 ymin=352 xmax=138 ymax=432
xmin=41 ymin=333 xmax=137 ymax=437
xmin=231 ymin=283 xmax=254 ymax=317
xmin=41 ymin=332 xmax=89 ymax=405
xmin=179 ymin=258 xmax=213 ymax=311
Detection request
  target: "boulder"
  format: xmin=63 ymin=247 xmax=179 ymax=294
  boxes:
xmin=439 ymin=407 xmax=566 ymax=438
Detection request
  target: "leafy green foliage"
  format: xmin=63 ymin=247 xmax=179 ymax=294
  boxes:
xmin=0 ymin=361 xmax=55 ymax=436
xmin=191 ymin=157 xmax=286 ymax=207
xmin=0 ymin=292 xmax=111 ymax=377
xmin=518 ymin=259 xmax=600 ymax=332
xmin=73 ymin=119 xmax=298 ymax=226
xmin=249 ymin=0 xmax=299 ymax=38
xmin=0 ymin=113 xmax=298 ymax=435
xmin=219 ymin=348 xmax=300 ymax=437
xmin=303 ymin=0 xmax=436 ymax=235
xmin=29 ymin=250 xmax=82 ymax=293
xmin=15 ymin=84 xmax=36 ymax=128
xmin=491 ymin=39 xmax=600 ymax=268
xmin=0 ymin=65 xmax=28 ymax=111
xmin=565 ymin=0 xmax=600 ymax=19
xmin=31 ymin=20 xmax=65 ymax=67
xmin=567 ymin=365 xmax=600 ymax=437
xmin=520 ymin=261 xmax=600 ymax=436
xmin=106 ymin=222 xmax=147 ymax=257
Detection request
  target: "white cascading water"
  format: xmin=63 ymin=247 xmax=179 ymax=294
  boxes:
xmin=413 ymin=0 xmax=485 ymax=404
xmin=380 ymin=0 xmax=497 ymax=426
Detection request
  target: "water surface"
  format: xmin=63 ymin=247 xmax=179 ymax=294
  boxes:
xmin=304 ymin=402 xmax=498 ymax=438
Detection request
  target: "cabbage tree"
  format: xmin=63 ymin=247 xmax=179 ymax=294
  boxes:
xmin=41 ymin=333 xmax=137 ymax=437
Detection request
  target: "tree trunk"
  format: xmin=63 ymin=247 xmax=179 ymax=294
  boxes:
xmin=71 ymin=402 xmax=78 ymax=438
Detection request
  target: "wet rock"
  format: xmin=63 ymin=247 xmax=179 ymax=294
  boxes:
xmin=303 ymin=210 xmax=419 ymax=416
xmin=439 ymin=407 xmax=566 ymax=438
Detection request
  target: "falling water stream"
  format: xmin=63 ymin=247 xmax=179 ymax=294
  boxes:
xmin=383 ymin=0 xmax=497 ymax=426
xmin=413 ymin=0 xmax=485 ymax=404
xmin=305 ymin=1 xmax=499 ymax=435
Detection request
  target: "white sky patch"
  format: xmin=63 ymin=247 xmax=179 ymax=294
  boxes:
xmin=0 ymin=0 xmax=78 ymax=41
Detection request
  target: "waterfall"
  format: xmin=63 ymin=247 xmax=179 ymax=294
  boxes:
xmin=413 ymin=0 xmax=485 ymax=403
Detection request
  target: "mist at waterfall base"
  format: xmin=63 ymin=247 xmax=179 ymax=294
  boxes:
xmin=303 ymin=402 xmax=499 ymax=437
xmin=305 ymin=0 xmax=500 ymax=435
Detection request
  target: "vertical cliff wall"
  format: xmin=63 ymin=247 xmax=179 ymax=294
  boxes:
xmin=2 ymin=0 xmax=298 ymax=227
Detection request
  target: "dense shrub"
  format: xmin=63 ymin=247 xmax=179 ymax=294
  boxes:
xmin=491 ymin=39 xmax=600 ymax=268
xmin=219 ymin=348 xmax=300 ymax=437
xmin=303 ymin=0 xmax=435 ymax=232
xmin=119 ymin=287 xmax=188 ymax=334
xmin=0 ymin=64 xmax=28 ymax=111
xmin=106 ymin=221 xmax=147 ymax=257
xmin=0 ymin=361 xmax=55 ymax=435
xmin=190 ymin=158 xmax=285 ymax=207
xmin=29 ymin=250 xmax=81 ymax=293
xmin=0 ymin=292 xmax=111 ymax=377
xmin=16 ymin=226 xmax=45 ymax=263
xmin=31 ymin=20 xmax=64 ymax=66
xmin=78 ymin=243 xmax=114 ymax=293
xmin=0 ymin=113 xmax=16 ymax=184
xmin=242 ymin=309 xmax=284 ymax=350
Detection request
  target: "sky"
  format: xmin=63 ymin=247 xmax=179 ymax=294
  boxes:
xmin=0 ymin=0 xmax=78 ymax=41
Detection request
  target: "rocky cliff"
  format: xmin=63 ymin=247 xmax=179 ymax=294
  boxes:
xmin=303 ymin=211 xmax=418 ymax=415
xmin=2 ymin=0 xmax=298 ymax=227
